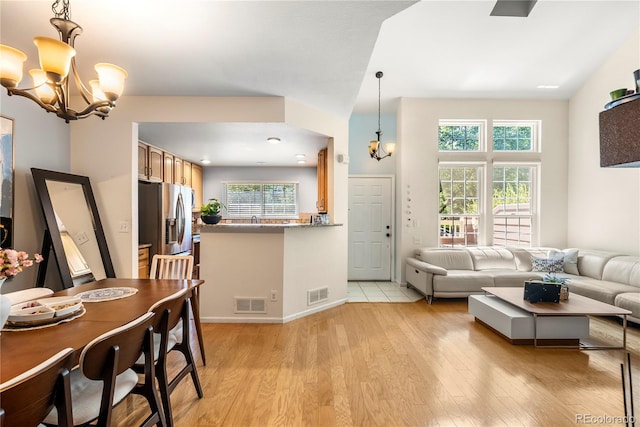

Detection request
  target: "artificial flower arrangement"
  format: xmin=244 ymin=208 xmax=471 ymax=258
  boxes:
xmin=0 ymin=248 xmax=43 ymax=279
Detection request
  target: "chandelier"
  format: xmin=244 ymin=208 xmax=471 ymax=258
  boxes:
xmin=0 ymin=0 xmax=127 ymax=123
xmin=369 ymin=71 xmax=396 ymax=161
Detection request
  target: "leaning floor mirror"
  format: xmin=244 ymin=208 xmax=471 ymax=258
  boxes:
xmin=31 ymin=168 xmax=115 ymax=288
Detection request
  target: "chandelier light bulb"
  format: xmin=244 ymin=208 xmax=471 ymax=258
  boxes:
xmin=33 ymin=36 xmax=76 ymax=83
xmin=29 ymin=69 xmax=56 ymax=104
xmin=0 ymin=45 xmax=27 ymax=88
xmin=95 ymin=63 xmax=128 ymax=101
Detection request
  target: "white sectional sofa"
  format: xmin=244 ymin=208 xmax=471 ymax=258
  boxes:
xmin=405 ymin=246 xmax=640 ymax=323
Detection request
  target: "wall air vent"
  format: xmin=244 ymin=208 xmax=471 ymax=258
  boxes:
xmin=307 ymin=287 xmax=329 ymax=306
xmin=234 ymin=297 xmax=267 ymax=314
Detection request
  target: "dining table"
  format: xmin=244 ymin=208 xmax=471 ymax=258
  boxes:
xmin=0 ymin=277 xmax=204 ymax=384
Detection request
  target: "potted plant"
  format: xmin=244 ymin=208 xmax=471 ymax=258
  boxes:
xmin=201 ymin=198 xmax=226 ymax=224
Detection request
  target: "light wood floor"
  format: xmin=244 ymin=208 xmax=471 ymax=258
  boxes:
xmin=114 ymin=300 xmax=640 ymax=427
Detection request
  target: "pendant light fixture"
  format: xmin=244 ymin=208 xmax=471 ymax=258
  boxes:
xmin=0 ymin=0 xmax=128 ymax=123
xmin=369 ymin=71 xmax=396 ymax=161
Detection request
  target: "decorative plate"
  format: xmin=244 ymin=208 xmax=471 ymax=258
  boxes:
xmin=75 ymin=287 xmax=139 ymax=302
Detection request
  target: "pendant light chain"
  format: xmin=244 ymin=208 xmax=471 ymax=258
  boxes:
xmin=52 ymin=0 xmax=71 ymax=20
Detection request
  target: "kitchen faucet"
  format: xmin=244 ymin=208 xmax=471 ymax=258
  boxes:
xmin=251 ymin=215 xmax=259 ymax=224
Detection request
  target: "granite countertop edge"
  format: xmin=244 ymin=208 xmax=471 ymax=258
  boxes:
xmin=197 ymin=223 xmax=343 ymax=233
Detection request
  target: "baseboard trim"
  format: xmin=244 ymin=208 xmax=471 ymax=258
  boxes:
xmin=200 ymin=298 xmax=348 ymax=324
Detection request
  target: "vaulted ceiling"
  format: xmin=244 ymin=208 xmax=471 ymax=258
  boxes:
xmin=2 ymin=1 xmax=638 ymax=166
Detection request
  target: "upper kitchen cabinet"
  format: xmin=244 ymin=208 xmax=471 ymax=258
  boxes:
xmin=138 ymin=142 xmax=163 ymax=182
xmin=183 ymin=161 xmax=192 ymax=187
xmin=191 ymin=164 xmax=203 ymax=211
xmin=317 ymin=148 xmax=328 ymax=213
xmin=174 ymin=156 xmax=184 ymax=185
xmin=163 ymin=152 xmax=174 ymax=184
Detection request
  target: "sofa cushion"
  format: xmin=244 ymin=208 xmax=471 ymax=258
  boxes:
xmin=416 ymin=248 xmax=474 ymax=271
xmin=508 ymin=248 xmax=551 ymax=271
xmin=601 ymin=256 xmax=640 ymax=287
xmin=614 ymin=293 xmax=640 ymax=319
xmin=548 ymin=248 xmax=579 ymax=275
xmin=567 ymin=277 xmax=638 ymax=305
xmin=433 ymin=271 xmax=494 ymax=293
xmin=467 ymin=247 xmax=515 ymax=271
xmin=489 ymin=271 xmax=546 ymax=287
xmin=531 ymin=256 xmax=565 ymax=272
xmin=577 ymin=250 xmax=621 ymax=280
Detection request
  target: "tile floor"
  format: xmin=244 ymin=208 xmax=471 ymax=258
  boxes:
xmin=347 ymin=281 xmax=425 ymax=303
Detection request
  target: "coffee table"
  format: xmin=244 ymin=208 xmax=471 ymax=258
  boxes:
xmin=473 ymin=287 xmax=632 ymax=350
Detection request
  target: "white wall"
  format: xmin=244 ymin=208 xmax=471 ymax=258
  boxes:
xmin=70 ymin=96 xmax=349 ymax=309
xmin=0 ymin=92 xmax=70 ymax=292
xmin=348 ymin=113 xmax=397 ymax=175
xmin=396 ymin=98 xmax=569 ymax=282
xmin=568 ymin=30 xmax=640 ymax=255
xmin=203 ymin=166 xmax=318 ymax=215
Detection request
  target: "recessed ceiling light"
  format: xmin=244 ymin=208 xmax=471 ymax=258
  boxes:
xmin=297 ymin=160 xmax=306 ymax=164
xmin=267 ymin=137 xmax=281 ymax=144
xmin=295 ymin=154 xmax=306 ymax=159
xmin=201 ymin=159 xmax=211 ymax=164
xmin=537 ymin=85 xmax=559 ymax=89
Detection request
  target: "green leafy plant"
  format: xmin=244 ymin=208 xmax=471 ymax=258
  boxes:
xmin=542 ymin=273 xmax=568 ymax=285
xmin=201 ymin=198 xmax=226 ymax=216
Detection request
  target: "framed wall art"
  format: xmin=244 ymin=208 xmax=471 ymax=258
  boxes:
xmin=1 ymin=115 xmax=14 ymax=248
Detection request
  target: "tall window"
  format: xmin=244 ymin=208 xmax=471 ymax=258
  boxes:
xmin=438 ymin=120 xmax=485 ymax=151
xmin=438 ymin=165 xmax=481 ymax=247
xmin=492 ymin=165 xmax=534 ymax=247
xmin=437 ymin=119 xmax=540 ymax=248
xmin=225 ymin=183 xmax=298 ymax=218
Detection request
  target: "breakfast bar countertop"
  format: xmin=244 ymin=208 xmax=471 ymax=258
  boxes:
xmin=197 ymin=223 xmax=343 ymax=233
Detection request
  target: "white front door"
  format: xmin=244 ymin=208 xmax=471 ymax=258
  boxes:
xmin=348 ymin=176 xmax=392 ymax=280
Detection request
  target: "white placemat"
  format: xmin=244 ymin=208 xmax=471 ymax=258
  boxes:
xmin=76 ymin=287 xmax=139 ymax=302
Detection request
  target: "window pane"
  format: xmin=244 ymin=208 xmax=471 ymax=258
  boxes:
xmin=225 ymin=183 xmax=298 ymax=217
xmin=439 ymin=164 xmax=482 ymax=247
xmin=439 ymin=124 xmax=481 ymax=151
xmin=492 ymin=165 xmax=534 ymax=247
xmin=492 ymin=123 xmax=535 ymax=151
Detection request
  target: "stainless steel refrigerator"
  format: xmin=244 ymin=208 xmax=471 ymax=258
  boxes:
xmin=139 ymin=181 xmax=192 ymax=258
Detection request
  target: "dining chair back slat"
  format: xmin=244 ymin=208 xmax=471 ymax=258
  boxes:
xmin=150 ymin=255 xmax=193 ymax=280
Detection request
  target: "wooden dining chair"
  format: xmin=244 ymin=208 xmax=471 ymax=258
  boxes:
xmin=0 ymin=347 xmax=74 ymax=427
xmin=135 ymin=288 xmax=203 ymax=427
xmin=149 ymin=254 xmax=206 ymax=365
xmin=42 ymin=312 xmax=166 ymax=427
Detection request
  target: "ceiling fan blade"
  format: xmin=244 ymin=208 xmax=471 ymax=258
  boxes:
xmin=490 ymin=0 xmax=538 ymax=17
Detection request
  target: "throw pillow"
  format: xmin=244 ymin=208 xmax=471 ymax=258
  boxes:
xmin=531 ymin=256 xmax=565 ymax=273
xmin=548 ymin=248 xmax=579 ymax=275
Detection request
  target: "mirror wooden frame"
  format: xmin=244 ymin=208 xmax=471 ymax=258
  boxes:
xmin=31 ymin=168 xmax=115 ymax=288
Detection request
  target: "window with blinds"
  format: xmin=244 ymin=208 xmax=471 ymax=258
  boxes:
xmin=224 ymin=183 xmax=298 ymax=218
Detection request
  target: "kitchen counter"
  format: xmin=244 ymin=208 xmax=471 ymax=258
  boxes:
xmin=198 ymin=222 xmax=347 ymax=323
xmin=197 ymin=223 xmax=342 ymax=234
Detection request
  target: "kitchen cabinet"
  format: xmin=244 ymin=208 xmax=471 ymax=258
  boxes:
xmin=191 ymin=163 xmax=203 ymax=211
xmin=138 ymin=142 xmax=163 ymax=182
xmin=183 ymin=160 xmax=192 ymax=187
xmin=192 ymin=237 xmax=200 ymax=279
xmin=317 ymin=148 xmax=328 ymax=213
xmin=138 ymin=245 xmax=150 ymax=278
xmin=163 ymin=152 xmax=174 ymax=184
xmin=174 ymin=156 xmax=184 ymax=185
